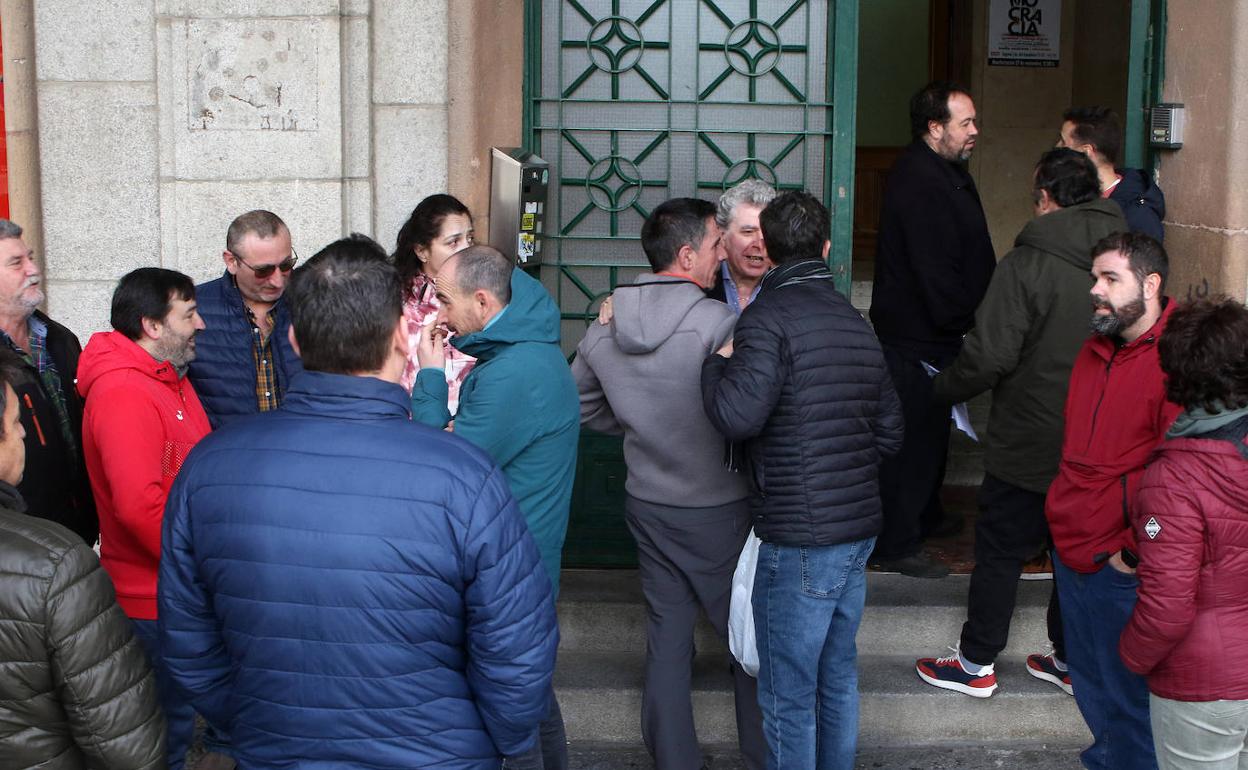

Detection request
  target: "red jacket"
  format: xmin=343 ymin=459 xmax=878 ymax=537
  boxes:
xmin=1045 ymin=302 xmax=1181 ymax=573
xmin=79 ymin=331 xmax=211 ymax=619
xmin=1119 ymin=419 xmax=1248 ymax=700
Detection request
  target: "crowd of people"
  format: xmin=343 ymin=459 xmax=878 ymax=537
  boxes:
xmin=0 ymin=77 xmax=1241 ymax=770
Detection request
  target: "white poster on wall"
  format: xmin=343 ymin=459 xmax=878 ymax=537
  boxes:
xmin=988 ymin=0 xmax=1062 ymax=68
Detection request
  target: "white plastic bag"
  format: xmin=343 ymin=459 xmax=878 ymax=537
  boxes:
xmin=728 ymin=529 xmax=762 ymax=677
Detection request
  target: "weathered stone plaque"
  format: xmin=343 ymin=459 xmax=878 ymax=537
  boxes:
xmin=188 ymin=19 xmax=319 ymax=131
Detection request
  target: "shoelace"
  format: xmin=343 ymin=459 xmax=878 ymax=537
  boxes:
xmin=934 ymin=645 xmax=961 ymax=666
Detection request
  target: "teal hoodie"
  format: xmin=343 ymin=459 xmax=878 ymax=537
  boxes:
xmin=412 ymin=269 xmax=579 ymax=592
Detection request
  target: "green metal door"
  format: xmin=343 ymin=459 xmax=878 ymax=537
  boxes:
xmin=525 ymin=0 xmax=859 ymax=566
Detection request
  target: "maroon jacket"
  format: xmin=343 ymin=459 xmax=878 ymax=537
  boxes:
xmin=1119 ymin=417 xmax=1248 ymax=700
xmin=1045 ymin=301 xmax=1182 ymax=573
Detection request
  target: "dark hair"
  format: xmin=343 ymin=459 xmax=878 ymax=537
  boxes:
xmin=640 ymin=198 xmax=716 ymax=272
xmin=392 ymin=194 xmax=472 ymax=298
xmin=288 ymin=234 xmax=403 ymax=375
xmin=0 ymin=347 xmax=24 ymax=439
xmin=1091 ymin=231 xmax=1169 ymax=292
xmin=759 ymin=190 xmax=830 ymax=264
xmin=452 ymin=245 xmax=512 ymax=305
xmin=226 ymin=210 xmax=288 ymax=255
xmin=910 ymin=80 xmax=970 ymax=141
xmin=1158 ymin=298 xmax=1248 ymax=412
xmin=1062 ymin=106 xmax=1122 ymax=167
xmin=110 ymin=268 xmax=196 ymax=341
xmin=1034 ymin=148 xmax=1101 ymax=208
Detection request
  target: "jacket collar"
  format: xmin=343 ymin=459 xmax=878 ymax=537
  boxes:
xmin=761 ymin=258 xmax=832 ymax=291
xmin=0 ymin=480 xmax=26 ymax=513
xmin=281 ymin=370 xmax=411 ymax=422
xmin=910 ymin=139 xmax=975 ymax=191
xmin=1088 ymin=297 xmax=1173 ymax=361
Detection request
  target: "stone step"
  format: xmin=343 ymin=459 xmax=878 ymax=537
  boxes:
xmin=558 ymin=571 xmax=1057 ymax=658
xmin=554 ymin=650 xmax=1089 ymax=747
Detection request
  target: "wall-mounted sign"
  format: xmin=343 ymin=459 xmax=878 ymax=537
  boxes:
xmin=988 ymin=0 xmax=1061 ymax=68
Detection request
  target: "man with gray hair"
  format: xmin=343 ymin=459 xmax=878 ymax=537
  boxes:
xmin=412 ymin=244 xmax=579 ymax=770
xmin=0 ymin=219 xmax=96 ymax=545
xmin=707 ymin=178 xmax=776 ymax=314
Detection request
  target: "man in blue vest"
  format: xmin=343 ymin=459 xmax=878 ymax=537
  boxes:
xmin=187 ymin=210 xmax=303 ymax=428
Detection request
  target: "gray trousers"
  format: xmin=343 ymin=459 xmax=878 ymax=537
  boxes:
xmin=1152 ymin=694 xmax=1248 ymax=769
xmin=624 ymin=495 xmax=766 ymax=770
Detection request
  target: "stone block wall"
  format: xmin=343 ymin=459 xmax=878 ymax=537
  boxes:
xmin=30 ymin=0 xmax=451 ymax=339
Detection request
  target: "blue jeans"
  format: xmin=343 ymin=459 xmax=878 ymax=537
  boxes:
xmin=1054 ymin=552 xmax=1158 ymax=770
xmin=753 ymin=537 xmax=874 ymax=770
xmin=130 ymin=619 xmax=197 ymax=770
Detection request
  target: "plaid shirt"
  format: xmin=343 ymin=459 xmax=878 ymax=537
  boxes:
xmin=247 ymin=306 xmax=280 ymax=412
xmin=3 ymin=316 xmax=76 ymax=456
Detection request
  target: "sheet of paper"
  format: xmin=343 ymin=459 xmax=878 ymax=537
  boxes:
xmin=920 ymin=361 xmax=979 ymax=442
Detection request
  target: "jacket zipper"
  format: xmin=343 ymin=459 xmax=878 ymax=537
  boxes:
xmin=23 ymin=393 xmax=46 ymax=446
xmin=1120 ymin=474 xmax=1130 ymax=529
xmin=1084 ymin=350 xmax=1117 ymax=453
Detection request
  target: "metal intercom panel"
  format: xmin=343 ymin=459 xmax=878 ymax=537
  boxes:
xmin=1150 ymin=104 xmax=1185 ymax=149
xmin=489 ymin=147 xmax=550 ymax=266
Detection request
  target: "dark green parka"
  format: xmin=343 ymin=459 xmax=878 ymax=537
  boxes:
xmin=0 ymin=483 xmax=165 ymax=769
xmin=934 ymin=198 xmax=1127 ymax=493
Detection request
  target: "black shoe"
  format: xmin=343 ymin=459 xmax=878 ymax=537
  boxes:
xmin=870 ymin=553 xmax=950 ymax=579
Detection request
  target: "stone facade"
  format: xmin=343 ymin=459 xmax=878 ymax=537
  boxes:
xmin=21 ymin=1 xmax=452 ymax=339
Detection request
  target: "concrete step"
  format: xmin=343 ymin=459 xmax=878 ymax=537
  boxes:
xmin=554 ymin=650 xmax=1089 ymax=747
xmin=558 ymin=571 xmax=1057 ymax=658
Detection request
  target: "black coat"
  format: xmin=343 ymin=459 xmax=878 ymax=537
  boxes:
xmin=869 ymin=140 xmax=996 ymax=358
xmin=701 ymin=259 xmax=904 ymax=546
xmin=1111 ymin=167 xmax=1166 ymax=243
xmin=8 ymin=312 xmax=97 ymax=544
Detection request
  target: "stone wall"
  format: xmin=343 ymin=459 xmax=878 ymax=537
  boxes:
xmin=28 ymin=0 xmax=450 ymax=339
xmin=1158 ymin=0 xmax=1248 ymax=303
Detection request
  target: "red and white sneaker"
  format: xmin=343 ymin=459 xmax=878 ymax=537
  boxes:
xmin=1026 ymin=651 xmax=1074 ymax=695
xmin=915 ymin=647 xmax=998 ymax=698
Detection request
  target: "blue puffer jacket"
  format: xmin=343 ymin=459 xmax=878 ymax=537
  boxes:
xmin=158 ymin=371 xmax=558 ymax=769
xmin=187 ymin=272 xmax=303 ymax=428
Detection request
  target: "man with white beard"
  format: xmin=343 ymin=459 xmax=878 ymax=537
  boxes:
xmin=0 ymin=219 xmax=97 ymax=545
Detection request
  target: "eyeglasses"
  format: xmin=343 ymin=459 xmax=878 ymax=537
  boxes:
xmin=232 ymin=250 xmax=298 ymax=279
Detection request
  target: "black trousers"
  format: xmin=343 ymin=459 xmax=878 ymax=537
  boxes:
xmin=874 ymin=343 xmax=955 ymax=560
xmin=959 ymin=473 xmax=1066 ymax=666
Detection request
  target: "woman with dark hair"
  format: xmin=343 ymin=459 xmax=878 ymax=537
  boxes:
xmin=1120 ymin=297 xmax=1248 ymax=769
xmin=392 ymin=194 xmax=476 ymax=412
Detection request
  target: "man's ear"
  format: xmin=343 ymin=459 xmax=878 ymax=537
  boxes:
xmin=676 ymin=243 xmax=695 ymax=271
xmin=223 ymin=250 xmax=239 ymax=274
xmin=821 ymin=240 xmax=831 ymax=260
xmin=287 ymin=324 xmax=301 ymax=357
xmin=1143 ymin=272 xmax=1163 ymax=301
xmin=140 ymin=316 xmax=163 ymax=341
xmin=392 ymin=317 xmax=410 ymax=358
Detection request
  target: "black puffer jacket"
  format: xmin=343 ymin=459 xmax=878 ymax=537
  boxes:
xmin=702 ymin=259 xmax=904 ymax=545
xmin=0 ymin=484 xmax=165 ymax=770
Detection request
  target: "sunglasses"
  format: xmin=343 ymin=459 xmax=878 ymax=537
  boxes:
xmin=233 ymin=250 xmax=298 ymax=279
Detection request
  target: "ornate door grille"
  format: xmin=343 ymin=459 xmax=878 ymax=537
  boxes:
xmin=525 ymin=0 xmax=858 ymax=353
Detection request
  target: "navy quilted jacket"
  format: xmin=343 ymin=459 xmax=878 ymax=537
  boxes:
xmin=158 ymin=370 xmax=558 ymax=769
xmin=702 ymin=259 xmax=905 ymax=546
xmin=187 ymin=272 xmax=303 ymax=428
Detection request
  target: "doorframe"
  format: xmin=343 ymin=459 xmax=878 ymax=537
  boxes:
xmin=1124 ymin=0 xmax=1167 ymax=170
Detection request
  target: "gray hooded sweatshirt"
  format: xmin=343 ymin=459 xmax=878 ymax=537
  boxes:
xmin=572 ymin=274 xmax=748 ymax=507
